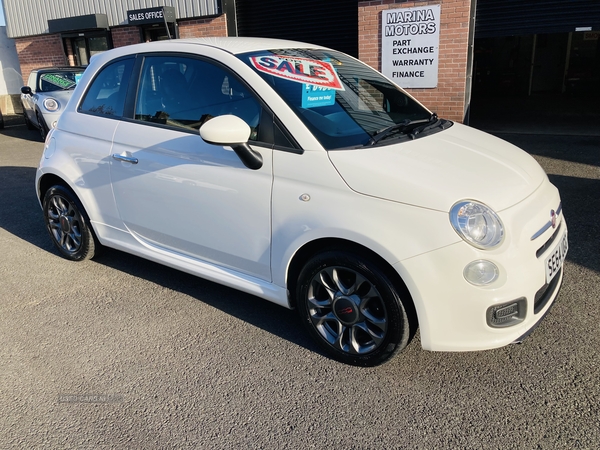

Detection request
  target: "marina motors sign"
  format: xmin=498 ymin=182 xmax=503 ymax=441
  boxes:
xmin=381 ymin=5 xmax=441 ymax=88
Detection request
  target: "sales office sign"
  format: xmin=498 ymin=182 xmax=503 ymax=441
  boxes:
xmin=381 ymin=5 xmax=441 ymax=88
xmin=127 ymin=6 xmax=175 ymax=25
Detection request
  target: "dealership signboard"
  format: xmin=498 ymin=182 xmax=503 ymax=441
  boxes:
xmin=381 ymin=5 xmax=441 ymax=89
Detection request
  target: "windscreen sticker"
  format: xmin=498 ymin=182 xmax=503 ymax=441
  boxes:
xmin=40 ymin=73 xmax=77 ymax=90
xmin=250 ymin=55 xmax=344 ymax=90
xmin=302 ymin=84 xmax=335 ymax=108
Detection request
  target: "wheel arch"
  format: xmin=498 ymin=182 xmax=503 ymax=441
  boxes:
xmin=286 ymin=237 xmax=418 ymax=332
xmin=38 ymin=173 xmax=71 ymax=205
xmin=37 ymin=173 xmax=102 ymax=243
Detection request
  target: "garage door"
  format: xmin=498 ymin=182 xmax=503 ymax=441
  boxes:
xmin=476 ymin=0 xmax=600 ymax=38
xmin=235 ymin=0 xmax=358 ymax=57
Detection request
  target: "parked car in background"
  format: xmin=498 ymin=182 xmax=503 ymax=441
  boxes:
xmin=35 ymin=38 xmax=567 ymax=366
xmin=21 ymin=67 xmax=85 ymax=140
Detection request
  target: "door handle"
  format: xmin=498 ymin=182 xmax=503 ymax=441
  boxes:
xmin=112 ymin=153 xmax=138 ymax=164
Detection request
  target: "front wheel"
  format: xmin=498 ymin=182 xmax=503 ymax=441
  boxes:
xmin=37 ymin=113 xmax=48 ymax=141
xmin=23 ymin=110 xmax=35 ymax=130
xmin=43 ymin=186 xmax=98 ymax=261
xmin=296 ymin=250 xmax=413 ymax=366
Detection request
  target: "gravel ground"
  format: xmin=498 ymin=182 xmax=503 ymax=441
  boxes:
xmin=0 ymin=120 xmax=598 ymax=449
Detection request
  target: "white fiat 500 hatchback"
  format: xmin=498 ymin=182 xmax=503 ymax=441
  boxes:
xmin=36 ymin=37 xmax=568 ymax=366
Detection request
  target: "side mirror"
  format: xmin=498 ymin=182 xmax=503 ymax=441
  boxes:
xmin=21 ymin=86 xmax=33 ymax=96
xmin=200 ymin=115 xmax=263 ymax=170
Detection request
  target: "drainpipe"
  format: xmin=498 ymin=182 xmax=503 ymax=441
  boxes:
xmin=528 ymin=34 xmax=537 ymax=96
xmin=223 ymin=0 xmax=238 ymax=37
xmin=464 ymin=0 xmax=477 ymax=125
xmin=562 ymin=32 xmax=573 ymax=93
xmin=163 ymin=13 xmax=172 ymax=39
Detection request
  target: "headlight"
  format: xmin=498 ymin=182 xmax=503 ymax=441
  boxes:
xmin=43 ymin=98 xmax=59 ymax=112
xmin=450 ymin=200 xmax=504 ymax=249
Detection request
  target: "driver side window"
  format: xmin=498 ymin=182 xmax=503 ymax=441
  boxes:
xmin=134 ymin=56 xmax=262 ymax=141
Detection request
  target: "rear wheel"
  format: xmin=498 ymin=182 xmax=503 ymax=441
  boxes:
xmin=43 ymin=186 xmax=98 ymax=261
xmin=296 ymin=250 xmax=412 ymax=366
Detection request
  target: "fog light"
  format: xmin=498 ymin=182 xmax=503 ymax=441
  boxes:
xmin=487 ymin=298 xmax=527 ymax=328
xmin=52 ymin=121 xmax=57 ymax=128
xmin=463 ymin=260 xmax=499 ymax=286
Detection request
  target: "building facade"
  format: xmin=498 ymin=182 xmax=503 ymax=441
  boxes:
xmin=0 ymin=25 xmax=22 ymax=114
xmin=359 ymin=0 xmax=473 ymax=122
xmin=3 ymin=0 xmax=224 ymax=91
xmin=2 ymin=0 xmax=599 ymax=122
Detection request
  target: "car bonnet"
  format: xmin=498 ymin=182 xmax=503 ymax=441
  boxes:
xmin=327 ymin=122 xmax=547 ymax=212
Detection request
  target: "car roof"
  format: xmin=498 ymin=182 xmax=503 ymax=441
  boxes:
xmin=132 ymin=37 xmax=325 ymax=55
xmin=34 ymin=66 xmax=86 ymax=73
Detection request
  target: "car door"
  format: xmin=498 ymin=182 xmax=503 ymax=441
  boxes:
xmin=57 ymin=57 xmax=137 ymax=231
xmin=109 ymin=54 xmax=273 ymax=281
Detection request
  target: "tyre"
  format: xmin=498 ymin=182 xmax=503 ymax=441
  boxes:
xmin=42 ymin=185 xmax=98 ymax=261
xmin=23 ymin=111 xmax=35 ymax=130
xmin=296 ymin=250 xmax=413 ymax=366
xmin=37 ymin=113 xmax=48 ymax=141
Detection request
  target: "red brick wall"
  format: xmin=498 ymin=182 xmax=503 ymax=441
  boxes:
xmin=112 ymin=26 xmax=143 ymax=48
xmin=358 ymin=0 xmax=471 ymax=123
xmin=15 ymin=34 xmax=67 ymax=84
xmin=178 ymin=15 xmax=228 ymax=38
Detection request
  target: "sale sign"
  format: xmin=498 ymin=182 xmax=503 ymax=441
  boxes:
xmin=250 ymin=55 xmax=344 ymax=90
xmin=302 ymin=84 xmax=335 ymax=108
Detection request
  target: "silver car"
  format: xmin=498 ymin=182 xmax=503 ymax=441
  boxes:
xmin=21 ymin=67 xmax=85 ymax=140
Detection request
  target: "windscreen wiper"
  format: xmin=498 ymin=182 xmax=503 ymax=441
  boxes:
xmin=409 ymin=113 xmax=442 ymax=138
xmin=367 ymin=113 xmax=438 ymax=146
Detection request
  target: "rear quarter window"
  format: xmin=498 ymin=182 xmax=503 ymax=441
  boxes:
xmin=79 ymin=58 xmax=134 ymax=118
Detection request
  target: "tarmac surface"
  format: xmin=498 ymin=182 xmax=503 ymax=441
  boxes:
xmin=0 ymin=109 xmax=599 ymax=449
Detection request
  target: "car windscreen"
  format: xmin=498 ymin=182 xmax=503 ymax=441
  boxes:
xmin=38 ymin=71 xmax=84 ymax=92
xmin=239 ymin=48 xmax=431 ymax=149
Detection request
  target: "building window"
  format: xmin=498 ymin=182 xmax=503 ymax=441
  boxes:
xmin=64 ymin=32 xmax=111 ymax=66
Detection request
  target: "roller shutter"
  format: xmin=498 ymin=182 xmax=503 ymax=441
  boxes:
xmin=475 ymin=0 xmax=600 ymax=38
xmin=235 ymin=0 xmax=358 ymax=57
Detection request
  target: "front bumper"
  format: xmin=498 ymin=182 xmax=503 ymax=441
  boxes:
xmin=396 ymin=180 xmax=566 ymax=352
xmin=39 ymin=111 xmax=61 ymax=131
xmin=512 ymin=272 xmax=562 ymax=344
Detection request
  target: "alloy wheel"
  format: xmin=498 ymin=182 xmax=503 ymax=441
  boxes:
xmin=306 ymin=265 xmax=388 ymax=355
xmin=46 ymin=193 xmax=84 ymax=256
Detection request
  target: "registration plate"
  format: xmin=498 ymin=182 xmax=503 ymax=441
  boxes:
xmin=546 ymin=230 xmax=568 ymax=283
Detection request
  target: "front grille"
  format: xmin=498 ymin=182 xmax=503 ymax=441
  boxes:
xmin=536 ymin=222 xmax=563 ymax=259
xmin=534 ymin=267 xmax=562 ymax=314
